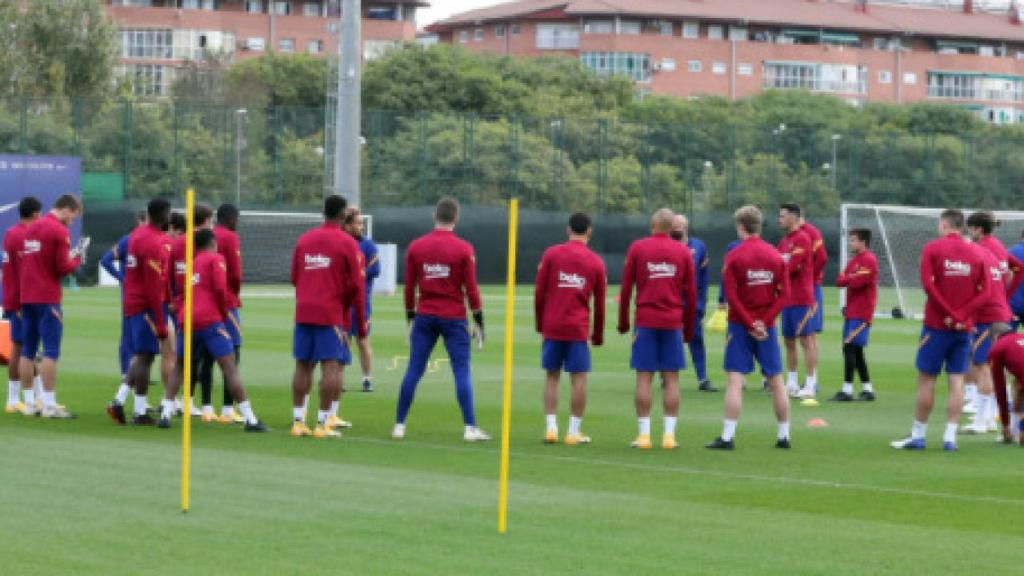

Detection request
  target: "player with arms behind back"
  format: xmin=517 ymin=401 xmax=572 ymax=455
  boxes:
xmin=535 ymin=212 xmax=606 ymax=445
xmin=891 ymin=209 xmax=990 ymax=452
xmin=3 ymin=197 xmax=42 ymax=413
xmin=707 ymin=205 xmax=791 ymax=450
xmin=831 ymin=228 xmax=878 ymax=402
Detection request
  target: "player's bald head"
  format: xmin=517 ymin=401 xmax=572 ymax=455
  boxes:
xmin=651 ymin=208 xmax=675 ymax=233
xmin=672 ymin=214 xmax=688 ymax=232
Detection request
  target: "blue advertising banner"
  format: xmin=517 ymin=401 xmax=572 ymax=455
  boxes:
xmin=0 ymin=155 xmax=83 ymax=242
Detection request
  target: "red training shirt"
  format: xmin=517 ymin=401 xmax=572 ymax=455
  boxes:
xmin=534 ymin=240 xmax=607 ymax=344
xmin=976 ymin=234 xmax=1024 ymax=298
xmin=404 ymin=229 xmax=482 ymax=320
xmin=989 ymin=333 xmax=1024 ymax=431
xmin=723 ymin=236 xmax=789 ymax=329
xmin=169 ymin=234 xmax=187 ymax=315
xmin=183 ymin=250 xmax=231 ymax=331
xmin=971 ymin=242 xmax=1012 ymax=324
xmin=291 ymin=221 xmax=366 ymax=336
xmin=778 ymin=227 xmax=814 ymax=307
xmin=123 ymin=224 xmax=171 ymax=338
xmin=800 ymin=221 xmax=828 ymax=286
xmin=20 ymin=213 xmax=81 ymax=305
xmin=214 ymin=225 xmax=242 ymax=309
xmin=2 ymin=221 xmax=29 ymax=311
xmin=836 ymin=249 xmax=878 ymax=323
xmin=618 ymin=233 xmax=696 ymax=340
xmin=919 ymin=232 xmax=990 ymax=331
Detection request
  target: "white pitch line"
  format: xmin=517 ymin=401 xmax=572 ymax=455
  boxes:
xmin=348 ymin=436 xmax=1024 ymax=507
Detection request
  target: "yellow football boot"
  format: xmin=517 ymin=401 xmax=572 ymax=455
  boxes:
xmin=565 ymin=432 xmax=591 ymax=446
xmin=290 ymin=421 xmax=312 ymax=437
xmin=630 ymin=434 xmax=652 ymax=449
xmin=313 ymin=424 xmax=341 ymax=439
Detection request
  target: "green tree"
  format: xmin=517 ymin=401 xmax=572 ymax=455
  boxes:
xmin=223 ymin=53 xmax=330 ymax=109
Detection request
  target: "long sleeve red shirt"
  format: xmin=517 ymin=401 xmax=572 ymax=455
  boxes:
xmin=291 ymin=222 xmax=366 ymax=336
xmin=19 ymin=213 xmax=81 ymax=305
xmin=919 ymin=233 xmax=990 ymax=331
xmin=836 ymin=250 xmax=878 ymax=323
xmin=169 ymin=234 xmax=187 ymax=315
xmin=617 ymin=233 xmax=696 ymax=340
xmin=989 ymin=333 xmax=1024 ymax=430
xmin=123 ymin=224 xmax=171 ymax=338
xmin=182 ymin=251 xmax=231 ymax=331
xmin=214 ymin=225 xmax=242 ymax=309
xmin=971 ymin=242 xmax=1012 ymax=324
xmin=3 ymin=222 xmax=28 ymax=311
xmin=800 ymin=221 xmax=828 ymax=286
xmin=723 ymin=236 xmax=789 ymax=330
xmin=404 ymin=229 xmax=482 ymax=320
xmin=534 ymin=240 xmax=607 ymax=344
xmin=778 ymin=228 xmax=815 ymax=307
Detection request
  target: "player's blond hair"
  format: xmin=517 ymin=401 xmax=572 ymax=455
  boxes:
xmin=734 ymin=205 xmax=762 ymax=235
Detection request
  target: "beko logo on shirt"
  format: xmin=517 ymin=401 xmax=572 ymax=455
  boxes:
xmin=989 ymin=266 xmax=1002 ymax=282
xmin=176 ymin=261 xmax=187 ymax=275
xmin=747 ymin=270 xmax=773 ymax=286
xmin=23 ymin=239 xmax=40 ymax=254
xmin=125 ymin=254 xmax=138 ymax=268
xmin=424 ymin=263 xmax=450 ymax=279
xmin=305 ymin=254 xmax=331 ymax=270
xmin=647 ymin=262 xmax=676 ymax=279
xmin=943 ymin=259 xmax=970 ymax=276
xmin=557 ymin=271 xmax=586 ymax=289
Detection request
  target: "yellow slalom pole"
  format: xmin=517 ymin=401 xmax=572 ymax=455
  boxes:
xmin=498 ymin=198 xmax=519 ymax=534
xmin=181 ymin=188 xmax=195 ymax=513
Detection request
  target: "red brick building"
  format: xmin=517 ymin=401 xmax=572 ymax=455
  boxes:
xmin=107 ymin=0 xmax=426 ymax=96
xmin=427 ymin=0 xmax=1024 ymax=124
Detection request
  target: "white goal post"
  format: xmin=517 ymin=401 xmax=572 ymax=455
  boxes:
xmin=839 ymin=203 xmax=1024 ymax=321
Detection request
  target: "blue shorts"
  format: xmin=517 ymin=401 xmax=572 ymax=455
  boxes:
xmin=842 ymin=319 xmax=871 ymax=348
xmin=541 ymin=339 xmax=591 ymax=373
xmin=20 ymin=304 xmax=63 ymax=360
xmin=225 ymin=308 xmax=242 ymax=347
xmin=812 ymin=285 xmax=824 ymax=333
xmin=781 ymin=305 xmax=817 ymax=339
xmin=348 ymin=304 xmax=372 ymax=337
xmin=127 ymin=311 xmax=161 ymax=356
xmin=630 ymin=327 xmax=686 ymax=372
xmin=293 ymin=323 xmax=351 ymax=364
xmin=4 ymin=310 xmax=24 ymax=345
xmin=916 ymin=327 xmax=970 ymax=376
xmin=970 ymin=323 xmax=996 ymax=365
xmin=177 ymin=322 xmax=235 ymax=360
xmin=723 ymin=321 xmax=783 ymax=377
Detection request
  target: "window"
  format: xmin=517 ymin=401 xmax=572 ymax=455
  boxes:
xmin=120 ymin=29 xmax=174 ymax=60
xmin=584 ymin=20 xmax=613 ymax=34
xmin=272 ymin=1 xmax=290 ymax=16
xmin=688 ymin=60 xmax=702 ymax=72
xmin=475 ymin=28 xmax=483 ymax=41
xmin=495 ymin=24 xmax=505 ymax=38
xmin=536 ymin=24 xmax=580 ymax=50
xmin=458 ymin=30 xmax=468 ymax=43
xmin=879 ymin=70 xmax=892 ymax=84
xmin=764 ymin=61 xmax=867 ymax=94
xmin=580 ymin=51 xmax=652 ymax=82
xmin=302 ymin=2 xmax=320 ymax=17
xmin=682 ymin=21 xmax=699 ymax=39
xmin=708 ymin=25 xmax=723 ymax=40
xmin=180 ymin=0 xmax=215 ymax=8
xmin=307 ymin=39 xmax=323 ymax=54
xmin=120 ymin=64 xmax=173 ymax=97
xmin=928 ymin=72 xmax=1024 ymax=102
xmin=112 ymin=0 xmax=153 ymax=5
xmin=659 ymin=58 xmax=676 ymax=71
xmin=979 ymin=45 xmax=995 ymax=57
xmin=1017 ymin=51 xmax=1024 ymax=60
xmin=245 ymin=0 xmax=262 ymax=13
xmin=367 ymin=7 xmax=397 ymax=20
xmin=365 ymin=40 xmax=399 ymax=60
xmin=246 ymin=37 xmax=265 ymax=51
xmin=279 ymin=38 xmax=294 ymax=52
xmin=658 ymin=22 xmax=672 ymax=36
xmin=712 ymin=62 xmax=727 ymax=75
xmin=729 ymin=26 xmax=747 ymax=41
xmin=511 ymin=24 xmax=521 ymax=36
xmin=904 ymin=72 xmax=917 ymax=85
xmin=738 ymin=63 xmax=753 ymax=76
xmin=619 ymin=20 xmax=641 ymax=35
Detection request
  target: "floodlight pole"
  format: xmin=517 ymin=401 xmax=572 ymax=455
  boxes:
xmin=335 ymin=0 xmax=362 ymax=206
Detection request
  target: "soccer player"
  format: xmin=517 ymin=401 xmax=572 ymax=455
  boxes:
xmin=535 ymin=212 xmax=606 ymax=444
xmin=110 ymin=198 xmax=171 ymax=426
xmin=708 ymin=205 xmax=790 ymax=450
xmin=393 ymin=197 xmax=489 ymax=442
xmin=160 ymin=229 xmax=266 ymax=432
xmin=18 ymin=194 xmax=86 ymax=418
xmin=963 ymin=211 xmax=1016 ymax=433
xmin=205 ymin=203 xmax=244 ymax=423
xmin=1008 ymin=230 xmax=1024 ymax=331
xmin=343 ymin=206 xmax=380 ymax=393
xmin=3 ymin=197 xmax=42 ymax=413
xmin=777 ymin=203 xmax=818 ymax=399
xmin=618 ymin=208 xmax=696 ymax=450
xmin=100 ymin=210 xmax=147 ymax=398
xmin=891 ymin=209 xmax=990 ymax=452
xmin=290 ymin=195 xmax=366 ymax=439
xmin=831 ymin=228 xmax=878 ymax=402
xmin=716 ymin=239 xmax=741 ymax=310
xmin=671 ymin=214 xmax=715 ymax=392
xmin=800 ymin=214 xmax=828 ymax=336
xmin=988 ymin=328 xmax=1024 ymax=445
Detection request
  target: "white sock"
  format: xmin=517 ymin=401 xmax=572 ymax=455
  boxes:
xmin=778 ymin=421 xmax=790 ymax=440
xmin=292 ymin=406 xmax=304 ymax=421
xmin=222 ymin=405 xmax=234 ymax=417
xmin=841 ymin=382 xmax=853 ymax=395
xmin=43 ymin=390 xmax=56 ymax=408
xmin=568 ymin=416 xmax=581 ymax=436
xmin=545 ymin=414 xmax=557 ymax=432
xmin=329 ymin=400 xmax=339 ymax=418
xmin=911 ymin=420 xmax=927 ymax=440
xmin=984 ymin=394 xmax=998 ymax=423
xmin=664 ymin=416 xmax=677 ymax=436
xmin=202 ymin=404 xmax=214 ymax=415
xmin=1012 ymin=413 xmax=1022 ymax=442
xmin=806 ymin=373 xmax=816 ymax=389
xmin=7 ymin=380 xmax=20 ymax=405
xmin=722 ymin=419 xmax=738 ymax=441
xmin=862 ymin=382 xmax=874 ymax=393
xmin=464 ymin=425 xmax=475 ymax=435
xmin=22 ymin=388 xmax=34 ymax=408
xmin=115 ymin=384 xmax=131 ymax=404
xmin=638 ymin=417 xmax=651 ymax=436
xmin=317 ymin=409 xmax=328 ymax=424
xmin=161 ymin=399 xmax=174 ymax=419
xmin=134 ymin=394 xmax=148 ymax=416
xmin=965 ymin=383 xmax=978 ymax=403
xmin=173 ymin=397 xmax=183 ymax=411
xmin=302 ymin=394 xmax=310 ymax=414
xmin=943 ymin=422 xmax=958 ymax=444
xmin=787 ymin=372 xmax=798 ymax=388
xmin=975 ymin=395 xmax=990 ymax=422
xmin=32 ymin=375 xmax=42 ymax=398
xmin=238 ymin=400 xmax=257 ymax=425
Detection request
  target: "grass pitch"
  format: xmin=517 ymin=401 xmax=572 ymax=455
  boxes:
xmin=1 ymin=286 xmax=1022 ymax=575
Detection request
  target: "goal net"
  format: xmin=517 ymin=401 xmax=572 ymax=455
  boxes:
xmin=840 ymin=203 xmax=1024 ymax=320
xmin=238 ymin=211 xmax=372 ymax=284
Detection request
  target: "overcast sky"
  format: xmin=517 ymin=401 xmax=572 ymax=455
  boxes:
xmin=418 ymin=0 xmax=507 ymax=27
